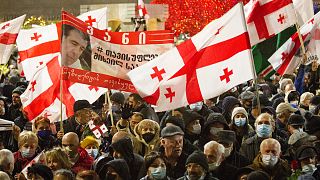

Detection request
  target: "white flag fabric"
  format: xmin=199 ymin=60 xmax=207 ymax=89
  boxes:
xmin=128 ymin=3 xmax=254 ymax=111
xmin=0 ymin=15 xmax=26 ymax=64
xmin=244 ymin=0 xmax=296 ymax=46
xmin=268 ymin=12 xmax=320 ymax=75
xmin=21 ymin=150 xmax=46 ymax=177
xmin=293 ymin=0 xmax=314 ymax=26
xmin=88 ymin=120 xmax=108 ymax=138
xmin=78 ymin=7 xmax=108 ymax=30
xmin=137 ymin=0 xmax=149 ymax=19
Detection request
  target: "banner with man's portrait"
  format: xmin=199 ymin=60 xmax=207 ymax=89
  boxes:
xmin=61 ymin=11 xmax=174 ymax=92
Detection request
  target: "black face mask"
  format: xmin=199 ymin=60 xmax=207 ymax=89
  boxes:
xmin=105 ymin=173 xmax=117 ymax=180
xmin=142 ymin=133 xmax=155 ymax=143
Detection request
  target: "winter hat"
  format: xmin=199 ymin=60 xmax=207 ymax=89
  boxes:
xmin=296 ymin=146 xmax=318 ymax=160
xmin=222 ymin=96 xmax=241 ymax=112
xmin=231 ymin=107 xmax=248 ymax=121
xmin=206 ymin=113 xmax=229 ymax=130
xmin=247 ymin=170 xmax=270 ymax=180
xmin=27 ymin=163 xmax=53 ymax=180
xmin=234 ymin=167 xmax=255 ymax=180
xmin=288 ymin=114 xmax=305 ymax=126
xmin=144 ymin=151 xmax=162 ymax=169
xmin=80 ymin=136 xmax=99 ymax=149
xmin=186 ymin=150 xmax=209 ymax=171
xmin=216 ymin=130 xmax=236 ymax=144
xmin=276 ymin=102 xmax=298 ymax=114
xmin=165 ymin=116 xmax=185 ymax=131
xmin=12 ymin=86 xmax=25 ymax=95
xmin=239 ymin=91 xmax=255 ymax=100
xmin=272 ymin=97 xmax=285 ymax=110
xmin=110 ymin=92 xmax=125 ymax=105
xmin=106 ymin=159 xmax=131 ymax=180
xmin=73 ymin=100 xmax=92 ymax=113
xmin=310 ymin=95 xmax=320 ymax=106
xmin=183 ymin=111 xmax=202 ymax=127
xmin=261 ymin=106 xmax=276 ymax=118
xmin=161 ymin=125 xmax=184 ymax=138
xmin=9 ymin=75 xmax=20 ymax=85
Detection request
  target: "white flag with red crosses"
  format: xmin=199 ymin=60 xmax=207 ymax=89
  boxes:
xmin=128 ymin=3 xmax=254 ymax=112
xmin=137 ymin=0 xmax=149 ymax=19
xmin=268 ymin=12 xmax=320 ymax=75
xmin=77 ymin=7 xmax=108 ymax=30
xmin=0 ymin=15 xmax=26 ymax=64
xmin=244 ymin=0 xmax=296 ymax=46
xmin=88 ymin=120 xmax=108 ymax=138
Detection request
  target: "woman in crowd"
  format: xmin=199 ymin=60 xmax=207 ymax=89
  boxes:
xmin=33 ymin=116 xmax=59 ymax=150
xmin=45 ymin=147 xmax=72 ymax=172
xmin=140 ymin=151 xmax=172 ymax=180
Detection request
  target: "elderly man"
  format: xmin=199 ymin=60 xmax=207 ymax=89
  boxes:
xmin=250 ymin=138 xmax=291 ymax=180
xmin=0 ymin=149 xmax=14 ymax=178
xmin=276 ymin=102 xmax=297 ymax=131
xmin=240 ymin=113 xmax=287 ymax=162
xmin=160 ymin=125 xmax=189 ymax=179
xmin=61 ymin=132 xmax=93 ymax=173
xmin=204 ymin=141 xmax=224 ymax=173
xmin=178 ymin=151 xmax=217 ymax=180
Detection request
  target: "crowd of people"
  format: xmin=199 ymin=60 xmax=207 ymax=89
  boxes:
xmin=0 ymin=52 xmax=320 ymax=180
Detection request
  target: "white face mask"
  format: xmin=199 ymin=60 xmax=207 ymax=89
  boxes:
xmin=208 ymin=161 xmax=221 ymax=171
xmin=210 ymin=127 xmax=223 ymax=136
xmin=302 ymin=164 xmax=317 ymax=174
xmin=191 ymin=124 xmax=201 ymax=135
xmin=262 ymin=154 xmax=278 ymax=167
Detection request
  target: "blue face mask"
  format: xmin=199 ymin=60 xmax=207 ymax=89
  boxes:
xmin=150 ymin=167 xmax=166 ymax=180
xmin=234 ymin=118 xmax=246 ymax=127
xmin=37 ymin=130 xmax=51 ymax=139
xmin=256 ymin=124 xmax=272 ymax=137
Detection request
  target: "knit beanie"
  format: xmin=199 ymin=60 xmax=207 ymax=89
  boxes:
xmin=231 ymin=107 xmax=248 ymax=121
xmin=186 ymin=150 xmax=209 ymax=171
xmin=80 ymin=136 xmax=99 ymax=149
xmin=247 ymin=170 xmax=270 ymax=180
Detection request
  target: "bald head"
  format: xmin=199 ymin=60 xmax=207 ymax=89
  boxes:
xmin=112 ymin=131 xmax=129 ymax=144
xmin=260 ymin=138 xmax=281 ymax=156
xmin=62 ymin=132 xmax=79 ymax=145
xmin=62 ymin=132 xmax=80 ymax=159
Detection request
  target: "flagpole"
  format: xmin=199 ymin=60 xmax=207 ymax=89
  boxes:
xmin=239 ymin=2 xmax=261 ymax=115
xmin=293 ymin=10 xmax=306 ymax=55
xmin=60 ymin=9 xmax=64 ymax=133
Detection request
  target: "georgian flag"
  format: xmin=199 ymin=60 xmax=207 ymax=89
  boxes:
xmin=21 ymin=150 xmax=46 ymax=177
xmin=268 ymin=12 xmax=320 ymax=75
xmin=137 ymin=0 xmax=149 ymax=19
xmin=88 ymin=120 xmax=108 ymax=138
xmin=21 ymin=56 xmax=107 ymax=122
xmin=244 ymin=0 xmax=296 ymax=46
xmin=128 ymin=3 xmax=254 ymax=111
xmin=0 ymin=15 xmax=26 ymax=64
xmin=77 ymin=7 xmax=108 ymax=30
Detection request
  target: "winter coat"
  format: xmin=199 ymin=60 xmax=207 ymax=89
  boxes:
xmin=177 ymin=172 xmax=218 ymax=180
xmin=135 ymin=103 xmax=159 ymax=123
xmin=13 ymin=151 xmax=37 ymax=176
xmin=250 ymin=153 xmax=291 ymax=180
xmin=71 ymin=147 xmax=94 ymax=174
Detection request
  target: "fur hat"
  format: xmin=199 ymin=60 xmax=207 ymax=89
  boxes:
xmin=186 ymin=151 xmax=209 ymax=171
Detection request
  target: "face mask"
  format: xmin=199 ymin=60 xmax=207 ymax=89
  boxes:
xmin=191 ymin=124 xmax=201 ymax=135
xmin=256 ymin=124 xmax=272 ymax=138
xmin=261 ymin=154 xmax=278 ymax=167
xmin=105 ymin=173 xmax=117 ymax=180
xmin=190 ymin=102 xmax=203 ymax=111
xmin=86 ymin=149 xmax=99 ymax=159
xmin=142 ymin=133 xmax=155 ymax=143
xmin=302 ymin=164 xmax=317 ymax=174
xmin=298 ymin=128 xmax=304 ymax=132
xmin=150 ymin=167 xmax=166 ymax=180
xmin=210 ymin=127 xmax=223 ymax=136
xmin=234 ymin=117 xmax=246 ymax=127
xmin=20 ymin=148 xmax=35 ymax=159
xmin=224 ymin=146 xmax=233 ymax=158
xmin=290 ymin=101 xmax=299 ymax=106
xmin=37 ymin=130 xmax=52 ymax=139
xmin=208 ymin=162 xmax=220 ymax=171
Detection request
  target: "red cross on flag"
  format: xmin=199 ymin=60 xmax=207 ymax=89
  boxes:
xmin=77 ymin=7 xmax=108 ymax=30
xmin=0 ymin=15 xmax=26 ymax=64
xmin=268 ymin=12 xmax=320 ymax=75
xmin=244 ymin=0 xmax=296 ymax=46
xmin=88 ymin=120 xmax=108 ymax=138
xmin=128 ymin=3 xmax=255 ymax=111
